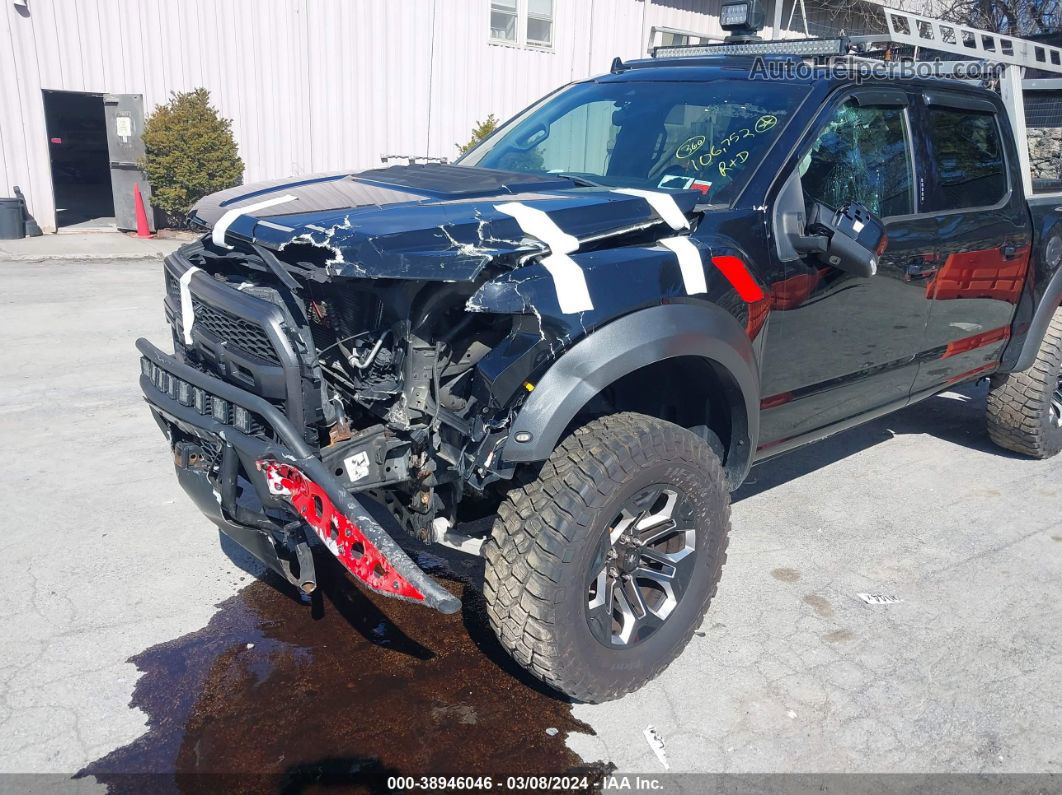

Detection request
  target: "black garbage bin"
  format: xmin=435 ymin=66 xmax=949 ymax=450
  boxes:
xmin=0 ymin=197 xmax=24 ymax=240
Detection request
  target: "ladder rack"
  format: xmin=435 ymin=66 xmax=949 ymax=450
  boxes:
xmin=878 ymin=9 xmax=1062 ymax=75
xmin=650 ymin=6 xmax=1062 ymax=197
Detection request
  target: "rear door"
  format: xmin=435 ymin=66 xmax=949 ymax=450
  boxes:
xmin=104 ymin=93 xmax=155 ymax=232
xmin=908 ymin=92 xmax=1032 ymax=394
xmin=757 ymin=89 xmax=938 ymax=452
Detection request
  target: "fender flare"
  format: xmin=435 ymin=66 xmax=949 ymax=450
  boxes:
xmin=501 ymin=303 xmax=761 ymax=484
xmin=1002 ymin=264 xmax=1062 ymax=373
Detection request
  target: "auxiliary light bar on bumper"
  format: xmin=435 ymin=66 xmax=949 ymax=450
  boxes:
xmin=136 ymin=337 xmax=461 ymax=615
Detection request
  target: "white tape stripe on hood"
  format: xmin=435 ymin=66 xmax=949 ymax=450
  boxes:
xmin=659 ymin=236 xmax=707 ymax=295
xmin=211 ymin=194 xmax=299 ymax=249
xmin=495 ymin=201 xmax=593 ymax=314
xmin=612 ymin=188 xmax=690 ymax=231
xmin=178 ymin=265 xmax=202 ymax=345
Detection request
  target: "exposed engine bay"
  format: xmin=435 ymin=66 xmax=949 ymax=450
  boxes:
xmin=166 ymin=242 xmax=532 ymax=546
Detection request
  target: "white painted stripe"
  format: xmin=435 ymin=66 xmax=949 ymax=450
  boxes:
xmin=178 ymin=266 xmax=202 ymax=345
xmin=496 ymin=202 xmax=578 ymax=253
xmin=538 ymin=253 xmax=594 ymax=314
xmin=612 ymin=188 xmax=690 ymax=231
xmin=256 ymin=219 xmax=295 ymax=232
xmin=495 ymin=201 xmax=592 ymax=314
xmin=659 ymin=237 xmax=707 ymax=295
xmin=212 ymin=194 xmax=299 ymax=249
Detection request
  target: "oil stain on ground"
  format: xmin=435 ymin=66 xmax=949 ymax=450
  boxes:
xmin=79 ymin=550 xmax=607 ymax=793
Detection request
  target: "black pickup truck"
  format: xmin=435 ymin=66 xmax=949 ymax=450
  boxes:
xmin=137 ymin=56 xmax=1062 ymax=702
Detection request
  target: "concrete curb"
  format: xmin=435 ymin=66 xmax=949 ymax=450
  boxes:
xmin=0 ymin=231 xmax=192 ymax=263
xmin=0 ymin=252 xmax=174 ymax=263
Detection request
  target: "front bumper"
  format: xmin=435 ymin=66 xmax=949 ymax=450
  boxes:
xmin=136 ymin=337 xmax=461 ymax=614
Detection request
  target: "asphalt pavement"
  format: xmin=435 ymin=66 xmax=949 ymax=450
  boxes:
xmin=0 ymin=259 xmax=1058 ymax=788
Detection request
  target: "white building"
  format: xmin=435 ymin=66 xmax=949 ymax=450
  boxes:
xmin=1 ymin=0 xmax=889 ymax=233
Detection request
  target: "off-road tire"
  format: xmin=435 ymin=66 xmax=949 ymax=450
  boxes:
xmin=482 ymin=412 xmax=731 ymax=703
xmin=986 ymin=308 xmax=1062 ymax=459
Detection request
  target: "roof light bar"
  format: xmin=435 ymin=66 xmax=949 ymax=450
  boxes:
xmin=654 ymin=37 xmax=848 ymax=58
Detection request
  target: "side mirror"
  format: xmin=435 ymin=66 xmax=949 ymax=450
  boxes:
xmin=794 ymin=202 xmax=886 ymax=278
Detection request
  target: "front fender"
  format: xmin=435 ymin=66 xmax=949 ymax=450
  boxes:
xmin=501 ymin=303 xmax=760 ymax=485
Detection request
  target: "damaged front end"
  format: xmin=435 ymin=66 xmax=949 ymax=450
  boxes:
xmin=138 ymin=164 xmax=706 ymax=611
xmin=138 ymin=335 xmax=460 ymax=612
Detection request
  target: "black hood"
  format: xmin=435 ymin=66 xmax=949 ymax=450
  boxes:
xmin=189 ymin=164 xmax=700 ymax=282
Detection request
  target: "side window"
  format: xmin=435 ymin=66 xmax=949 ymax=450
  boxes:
xmin=800 ymin=100 xmax=913 ymax=218
xmin=926 ymin=107 xmax=1006 ymax=210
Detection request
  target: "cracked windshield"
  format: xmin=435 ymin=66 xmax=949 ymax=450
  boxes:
xmin=460 ymin=79 xmax=808 ymax=203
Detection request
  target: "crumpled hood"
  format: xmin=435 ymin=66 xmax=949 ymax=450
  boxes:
xmin=189 ymin=164 xmax=700 ymax=282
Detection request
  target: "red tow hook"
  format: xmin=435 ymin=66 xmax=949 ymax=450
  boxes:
xmin=256 ymin=460 xmax=425 ymax=602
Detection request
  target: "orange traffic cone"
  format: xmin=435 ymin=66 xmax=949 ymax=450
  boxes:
xmin=134 ymin=183 xmax=154 ymax=238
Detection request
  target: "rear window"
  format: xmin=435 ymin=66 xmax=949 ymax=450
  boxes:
xmin=927 ymin=107 xmax=1007 ymax=210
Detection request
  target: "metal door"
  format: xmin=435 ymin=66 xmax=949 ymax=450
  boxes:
xmin=908 ymin=95 xmax=1033 ymax=395
xmin=104 ymin=93 xmax=154 ymax=232
xmin=757 ymin=91 xmax=936 ymax=451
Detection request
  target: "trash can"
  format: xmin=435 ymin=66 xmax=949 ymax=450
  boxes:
xmin=0 ymin=197 xmax=24 ymax=240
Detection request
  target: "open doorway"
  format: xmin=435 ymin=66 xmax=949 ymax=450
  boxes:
xmin=43 ymin=90 xmax=116 ymax=229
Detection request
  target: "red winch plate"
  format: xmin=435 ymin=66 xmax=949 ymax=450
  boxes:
xmin=257 ymin=460 xmax=424 ymax=602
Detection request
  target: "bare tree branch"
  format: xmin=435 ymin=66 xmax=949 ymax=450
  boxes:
xmin=934 ymin=0 xmax=1062 ymax=35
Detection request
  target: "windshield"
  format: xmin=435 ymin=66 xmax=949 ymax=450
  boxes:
xmin=458 ymin=78 xmax=808 ymax=204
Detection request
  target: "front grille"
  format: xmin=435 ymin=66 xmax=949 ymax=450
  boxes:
xmin=190 ymin=298 xmax=281 ymax=364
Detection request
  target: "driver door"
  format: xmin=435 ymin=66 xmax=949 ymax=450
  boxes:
xmin=758 ymin=92 xmax=937 ymax=454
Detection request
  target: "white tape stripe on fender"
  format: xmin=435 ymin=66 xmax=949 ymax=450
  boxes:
xmin=211 ymin=194 xmax=299 ymax=249
xmin=612 ymin=188 xmax=690 ymax=231
xmin=495 ymin=201 xmax=593 ymax=314
xmin=178 ymin=265 xmax=202 ymax=345
xmin=659 ymin=236 xmax=707 ymax=295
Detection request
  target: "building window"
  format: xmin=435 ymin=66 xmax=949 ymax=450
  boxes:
xmin=527 ymin=0 xmax=553 ymax=47
xmin=491 ymin=0 xmax=518 ymax=42
xmin=490 ymin=0 xmax=554 ymax=50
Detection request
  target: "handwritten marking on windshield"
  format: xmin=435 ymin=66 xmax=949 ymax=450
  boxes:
xmin=675 ymin=135 xmax=706 ymax=160
xmin=674 ymin=115 xmax=779 ymax=177
xmin=755 ymin=114 xmax=778 ymax=133
xmin=717 ymin=151 xmax=749 ymax=177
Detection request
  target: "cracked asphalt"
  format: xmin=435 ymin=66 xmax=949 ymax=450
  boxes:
xmin=1 ymin=260 xmax=1059 ymax=782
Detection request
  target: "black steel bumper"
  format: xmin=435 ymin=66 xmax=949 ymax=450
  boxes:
xmin=136 ymin=337 xmax=460 ymax=614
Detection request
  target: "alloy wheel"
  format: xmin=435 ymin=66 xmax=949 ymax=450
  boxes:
xmin=585 ymin=485 xmax=698 ymax=648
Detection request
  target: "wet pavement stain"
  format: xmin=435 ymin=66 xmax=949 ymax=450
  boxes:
xmin=79 ymin=552 xmax=608 ymax=793
xmin=823 ymin=628 xmax=855 ymax=644
xmin=802 ymin=594 xmax=834 ymax=618
xmin=770 ymin=567 xmax=801 ymax=582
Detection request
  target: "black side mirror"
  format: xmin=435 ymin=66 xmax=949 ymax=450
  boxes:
xmin=794 ymin=202 xmax=886 ymax=278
